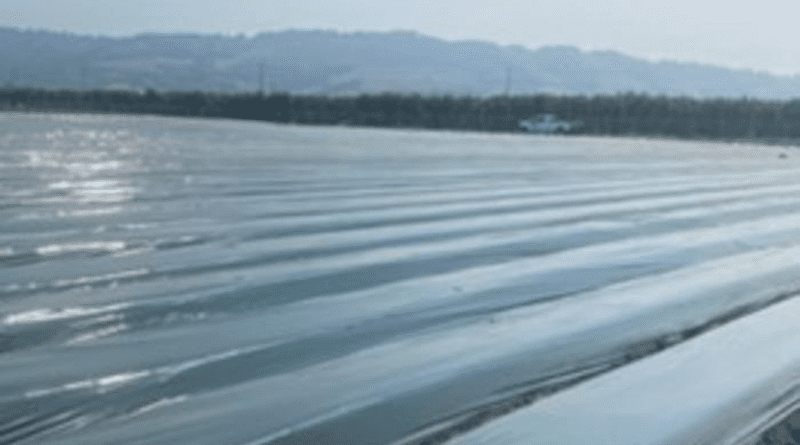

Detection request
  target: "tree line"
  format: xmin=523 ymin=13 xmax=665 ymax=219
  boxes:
xmin=3 ymin=88 xmax=800 ymax=141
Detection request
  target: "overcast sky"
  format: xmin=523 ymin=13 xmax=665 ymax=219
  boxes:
xmin=4 ymin=0 xmax=800 ymax=75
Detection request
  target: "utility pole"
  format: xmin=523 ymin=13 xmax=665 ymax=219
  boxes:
xmin=504 ymin=67 xmax=512 ymax=97
xmin=505 ymin=66 xmax=513 ymax=130
xmin=6 ymin=67 xmax=18 ymax=88
xmin=258 ymin=62 xmax=265 ymax=96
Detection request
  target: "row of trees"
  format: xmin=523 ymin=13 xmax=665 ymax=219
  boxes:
xmin=3 ymin=88 xmax=800 ymax=141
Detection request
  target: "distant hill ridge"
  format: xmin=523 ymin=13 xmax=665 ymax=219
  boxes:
xmin=3 ymin=27 xmax=800 ymax=99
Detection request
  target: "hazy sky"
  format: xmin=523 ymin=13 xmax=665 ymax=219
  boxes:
xmin=4 ymin=0 xmax=800 ymax=75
